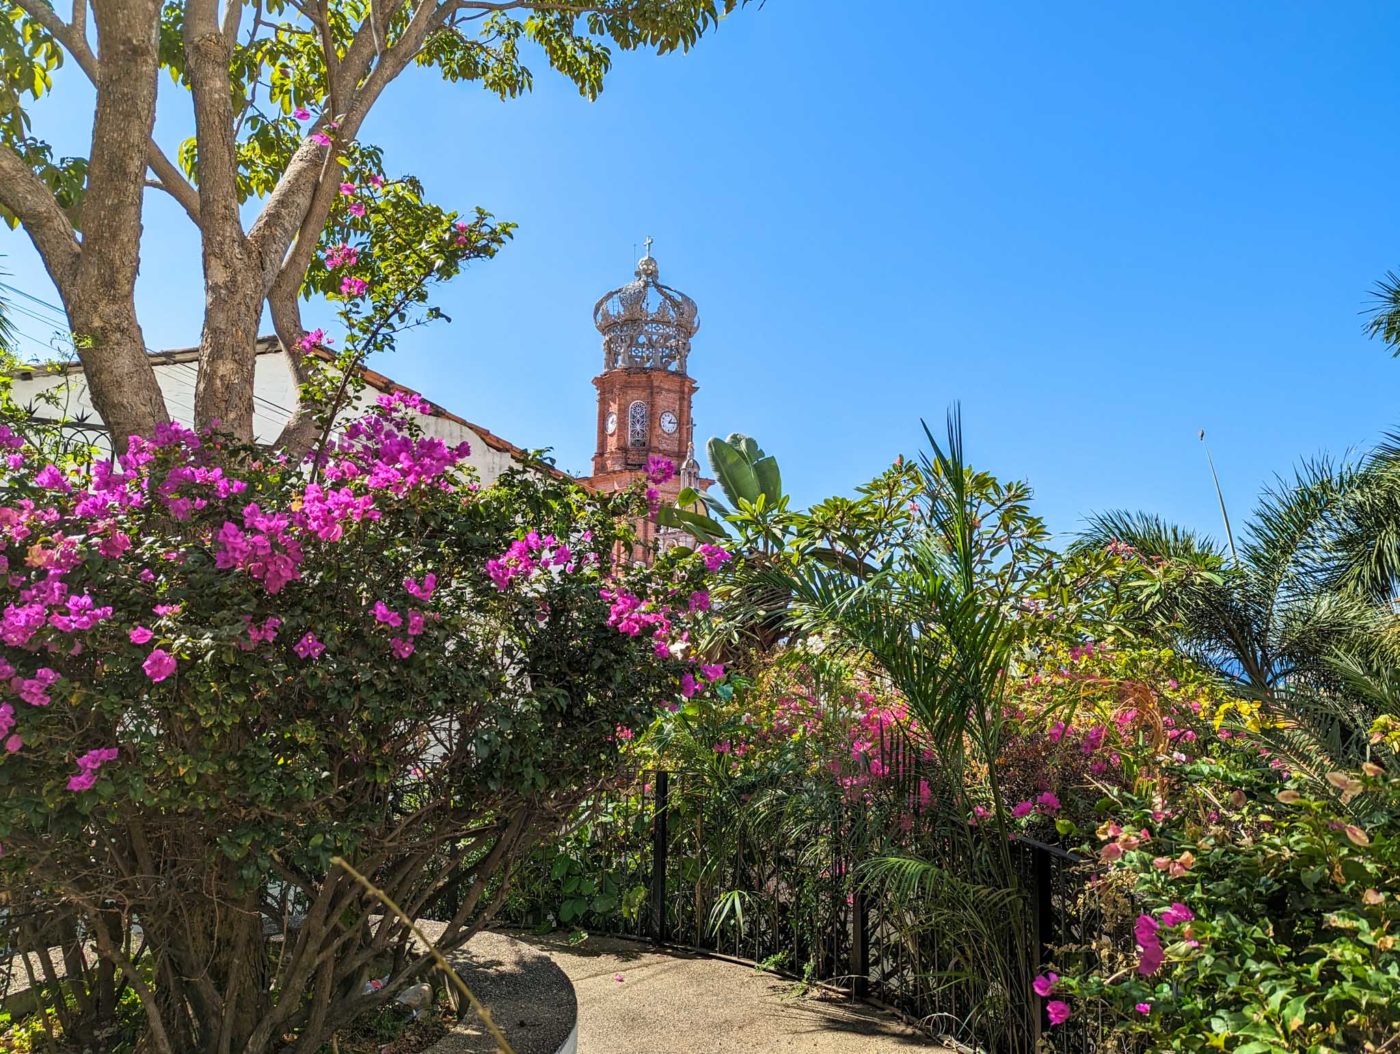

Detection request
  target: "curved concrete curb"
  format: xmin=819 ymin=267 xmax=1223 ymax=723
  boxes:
xmin=423 ymin=929 xmax=578 ymax=1054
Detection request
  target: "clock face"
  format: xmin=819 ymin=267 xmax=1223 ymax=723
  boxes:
xmin=605 ymin=411 xmax=617 ymax=435
xmin=659 ymin=410 xmax=679 ymax=435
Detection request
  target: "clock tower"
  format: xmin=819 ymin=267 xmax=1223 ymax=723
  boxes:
xmin=583 ymin=242 xmax=704 ymax=553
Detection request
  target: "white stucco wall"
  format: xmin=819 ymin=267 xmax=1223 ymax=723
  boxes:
xmin=9 ymin=349 xmax=525 ymax=487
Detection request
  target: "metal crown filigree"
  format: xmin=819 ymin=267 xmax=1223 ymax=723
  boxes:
xmin=593 ymin=247 xmax=699 ymax=374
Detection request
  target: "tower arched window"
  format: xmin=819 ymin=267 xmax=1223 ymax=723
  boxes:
xmin=628 ymin=401 xmax=648 ymax=446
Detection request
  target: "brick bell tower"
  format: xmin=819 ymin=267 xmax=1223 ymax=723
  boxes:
xmin=582 ymin=240 xmax=705 ymax=554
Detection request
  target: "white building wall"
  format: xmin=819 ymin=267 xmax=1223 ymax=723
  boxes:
xmin=9 ymin=349 xmax=526 ymax=487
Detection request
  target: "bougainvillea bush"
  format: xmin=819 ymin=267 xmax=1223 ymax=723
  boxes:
xmin=1034 ymin=730 xmax=1399 ymax=1053
xmin=0 ymin=397 xmax=713 ymax=1054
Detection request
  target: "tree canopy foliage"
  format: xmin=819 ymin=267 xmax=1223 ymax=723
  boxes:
xmin=0 ymin=0 xmax=752 ymax=448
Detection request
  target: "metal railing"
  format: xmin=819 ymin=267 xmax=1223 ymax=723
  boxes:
xmin=506 ymin=768 xmax=1116 ymax=1053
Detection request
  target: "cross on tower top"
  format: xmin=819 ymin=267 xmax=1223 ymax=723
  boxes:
xmin=643 ymin=235 xmax=653 ymax=257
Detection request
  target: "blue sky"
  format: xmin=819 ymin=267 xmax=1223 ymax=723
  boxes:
xmin=5 ymin=1 xmax=1400 ymax=540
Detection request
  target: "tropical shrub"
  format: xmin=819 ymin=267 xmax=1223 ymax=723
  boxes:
xmin=1034 ymin=720 xmax=1400 ymax=1053
xmin=0 ymin=397 xmax=713 ymax=1054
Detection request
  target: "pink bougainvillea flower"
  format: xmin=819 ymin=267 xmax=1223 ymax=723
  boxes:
xmin=613 ymin=974 xmax=624 ymax=983
xmin=1135 ymin=913 xmax=1164 ymax=975
xmin=390 ymin=638 xmax=414 ymax=659
xmin=143 ymin=648 xmax=177 ymax=683
xmin=699 ymin=663 xmax=725 ymax=682
xmin=293 ymin=106 xmax=311 ymax=120
xmin=644 ymin=455 xmax=676 ymax=484
xmin=347 ymin=202 xmax=366 ymax=218
xmin=14 ymin=668 xmax=60 ymax=706
xmin=129 ymin=625 xmax=153 ymax=645
xmin=297 ymin=328 xmax=329 ymax=352
xmin=309 ymin=131 xmax=333 ymax=147
xmin=1046 ymin=1001 xmax=1070 ymax=1026
xmin=1032 ymin=972 xmax=1057 ymax=997
xmin=339 ymin=181 xmax=356 ymax=196
xmin=1135 ymin=1003 xmax=1151 ymax=1015
xmin=4 ymin=733 xmax=21 ymax=753
xmin=697 ymin=543 xmax=731 ymax=572
xmin=34 ymin=463 xmax=70 ymax=491
xmin=67 ymin=746 xmax=119 ymax=791
xmin=1134 ymin=914 xmax=1159 ymax=944
xmin=1160 ymin=902 xmax=1195 ymax=927
xmin=97 ymin=531 xmax=132 ymax=559
xmin=404 ymin=573 xmax=437 ymax=601
xmin=680 ymin=672 xmax=700 ymax=698
xmin=245 ymin=616 xmax=282 ymax=644
xmin=1011 ymin=800 xmax=1035 ymax=819
xmin=294 ymin=632 xmax=325 ymax=660
xmin=1036 ymin=791 xmax=1062 ymax=813
xmin=340 ymin=275 xmax=368 ymax=297
xmin=373 ymin=601 xmax=402 ymax=628
xmin=154 ymin=603 xmax=182 ymax=617
xmin=1168 ymin=850 xmax=1195 ymax=878
xmin=324 ymin=243 xmax=359 ymax=270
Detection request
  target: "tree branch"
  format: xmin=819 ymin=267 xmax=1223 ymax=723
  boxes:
xmin=186 ymin=0 xmax=266 ymax=437
xmin=145 ymin=145 xmax=202 ymax=222
xmin=246 ymin=0 xmax=414 ymax=285
xmin=221 ymin=0 xmax=243 ymax=40
xmin=0 ymin=142 xmax=82 ymax=296
xmin=12 ymin=0 xmax=201 ymax=225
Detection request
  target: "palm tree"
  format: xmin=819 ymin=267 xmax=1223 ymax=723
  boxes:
xmin=1365 ymin=271 xmax=1400 ymax=354
xmin=0 ymin=258 xmax=18 ymax=357
xmin=777 ymin=408 xmax=1044 ymax=1049
xmin=1327 ymin=436 xmax=1400 ymax=605
xmin=1078 ymin=459 xmax=1377 ymax=696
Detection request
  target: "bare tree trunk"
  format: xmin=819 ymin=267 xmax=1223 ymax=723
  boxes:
xmin=268 ymin=272 xmax=324 ymax=458
xmin=24 ymin=0 xmax=171 ymax=450
xmin=191 ymin=240 xmax=263 ymax=441
xmin=185 ymin=0 xmax=263 ymax=441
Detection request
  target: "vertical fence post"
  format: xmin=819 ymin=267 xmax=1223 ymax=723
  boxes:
xmin=649 ymin=769 xmax=669 ymax=945
xmin=1029 ymin=842 xmax=1055 ymax=1049
xmin=850 ymin=887 xmax=870 ymax=999
xmin=1031 ymin=842 xmax=1054 ymax=964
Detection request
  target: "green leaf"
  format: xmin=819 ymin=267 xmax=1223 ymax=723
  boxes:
xmin=656 ymin=505 xmax=729 ymax=542
xmin=753 ymin=455 xmax=782 ymax=504
xmin=708 ymin=435 xmax=761 ymax=507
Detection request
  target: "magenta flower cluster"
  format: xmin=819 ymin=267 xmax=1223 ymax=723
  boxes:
xmin=1136 ymin=901 xmax=1195 ymax=976
xmin=67 ymin=747 xmax=119 ymax=791
xmin=486 ymin=531 xmax=578 ymax=591
xmin=0 ymin=392 xmax=474 ymax=797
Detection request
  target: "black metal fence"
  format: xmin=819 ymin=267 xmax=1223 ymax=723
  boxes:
xmin=506 ymin=768 xmax=1117 ymax=1053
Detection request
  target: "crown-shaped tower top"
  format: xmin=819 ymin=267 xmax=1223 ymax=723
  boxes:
xmin=593 ymin=240 xmax=699 ymax=374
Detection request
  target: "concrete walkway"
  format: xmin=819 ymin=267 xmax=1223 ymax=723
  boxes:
xmin=514 ymin=933 xmax=935 ymax=1054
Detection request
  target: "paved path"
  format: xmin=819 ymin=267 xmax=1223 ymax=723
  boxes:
xmin=517 ymin=933 xmax=936 ymax=1054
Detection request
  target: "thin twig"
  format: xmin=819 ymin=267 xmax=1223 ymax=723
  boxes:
xmin=330 ymin=856 xmax=518 ymax=1054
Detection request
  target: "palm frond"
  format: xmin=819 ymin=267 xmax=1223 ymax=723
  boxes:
xmin=1364 ymin=270 xmax=1400 ymax=353
xmin=1242 ymin=456 xmax=1357 ymax=601
xmin=1074 ymin=509 xmax=1224 ymax=564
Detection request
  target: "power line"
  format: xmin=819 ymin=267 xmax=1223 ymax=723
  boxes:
xmin=0 ymin=281 xmax=68 ymax=319
xmin=0 ymin=280 xmax=370 ymax=443
xmin=0 ymin=279 xmax=305 ymax=420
